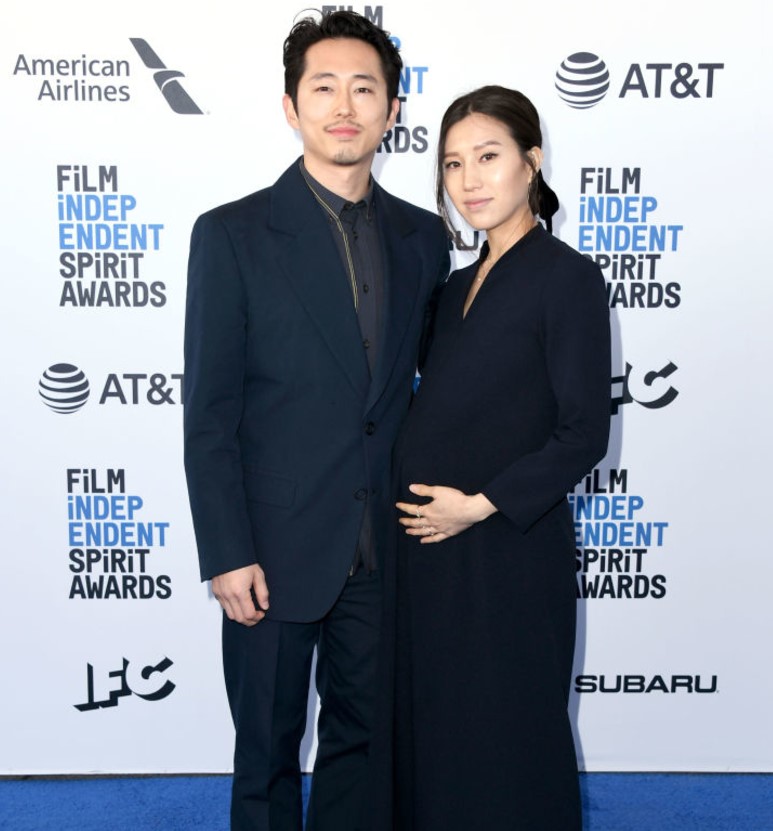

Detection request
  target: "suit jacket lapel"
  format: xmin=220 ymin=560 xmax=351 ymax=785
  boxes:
xmin=269 ymin=163 xmax=370 ymax=399
xmin=366 ymin=187 xmax=421 ymax=412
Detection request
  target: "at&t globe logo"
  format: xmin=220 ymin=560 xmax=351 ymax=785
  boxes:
xmin=39 ymin=363 xmax=90 ymax=414
xmin=555 ymin=52 xmax=610 ymax=109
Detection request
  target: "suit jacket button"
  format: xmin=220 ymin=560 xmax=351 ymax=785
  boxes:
xmin=365 ymin=421 xmax=375 ymax=435
xmin=354 ymin=488 xmax=367 ymax=501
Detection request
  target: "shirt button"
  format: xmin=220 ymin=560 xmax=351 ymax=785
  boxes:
xmin=354 ymin=488 xmax=368 ymax=501
xmin=365 ymin=421 xmax=375 ymax=435
xmin=363 ymin=283 xmax=370 ymax=293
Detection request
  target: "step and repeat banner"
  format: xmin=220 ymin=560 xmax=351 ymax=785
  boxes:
xmin=1 ymin=0 xmax=770 ymax=774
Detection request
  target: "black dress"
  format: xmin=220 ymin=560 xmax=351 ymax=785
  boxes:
xmin=372 ymin=224 xmax=611 ymax=831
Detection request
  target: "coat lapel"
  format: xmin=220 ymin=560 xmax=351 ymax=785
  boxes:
xmin=269 ymin=164 xmax=370 ymax=399
xmin=366 ymin=188 xmax=421 ymax=412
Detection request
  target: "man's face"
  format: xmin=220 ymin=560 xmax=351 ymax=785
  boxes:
xmin=283 ymin=37 xmax=399 ymax=172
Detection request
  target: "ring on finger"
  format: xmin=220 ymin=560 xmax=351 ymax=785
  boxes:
xmin=416 ymin=507 xmax=422 ymax=519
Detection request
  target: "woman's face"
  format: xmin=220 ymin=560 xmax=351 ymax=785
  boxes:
xmin=442 ymin=112 xmax=538 ymax=236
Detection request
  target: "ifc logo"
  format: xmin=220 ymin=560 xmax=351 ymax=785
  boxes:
xmin=555 ymin=52 xmax=610 ymax=109
xmin=39 ymin=363 xmax=90 ymax=414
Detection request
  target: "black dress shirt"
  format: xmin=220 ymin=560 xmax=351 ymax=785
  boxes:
xmin=299 ymin=161 xmax=383 ymax=375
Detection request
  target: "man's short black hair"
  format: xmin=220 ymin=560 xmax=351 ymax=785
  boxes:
xmin=284 ymin=10 xmax=402 ymax=108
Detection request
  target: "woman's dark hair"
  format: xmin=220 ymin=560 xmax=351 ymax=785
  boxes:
xmin=436 ymin=85 xmax=559 ymax=233
xmin=284 ymin=10 xmax=402 ymax=109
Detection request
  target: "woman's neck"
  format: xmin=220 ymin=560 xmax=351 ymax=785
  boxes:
xmin=485 ymin=210 xmax=536 ymax=264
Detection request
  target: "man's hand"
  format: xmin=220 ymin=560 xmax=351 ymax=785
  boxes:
xmin=396 ymin=484 xmax=497 ymax=544
xmin=211 ymin=563 xmax=270 ymax=626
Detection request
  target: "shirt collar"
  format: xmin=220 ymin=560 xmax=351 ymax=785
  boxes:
xmin=299 ymin=159 xmax=375 ymax=221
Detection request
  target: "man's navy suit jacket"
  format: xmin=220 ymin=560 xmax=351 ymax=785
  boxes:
xmin=183 ymin=161 xmax=449 ymax=622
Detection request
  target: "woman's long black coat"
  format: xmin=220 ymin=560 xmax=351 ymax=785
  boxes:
xmin=370 ymin=224 xmax=611 ymax=831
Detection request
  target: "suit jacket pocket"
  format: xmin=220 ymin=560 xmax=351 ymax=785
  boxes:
xmin=242 ymin=467 xmax=297 ymax=508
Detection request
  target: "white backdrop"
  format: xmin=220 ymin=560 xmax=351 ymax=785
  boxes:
xmin=1 ymin=0 xmax=771 ymax=774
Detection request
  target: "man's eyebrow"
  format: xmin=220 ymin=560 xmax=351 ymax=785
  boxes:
xmin=308 ymin=72 xmax=379 ymax=83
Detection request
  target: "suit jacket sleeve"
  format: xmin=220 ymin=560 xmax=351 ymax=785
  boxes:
xmin=482 ymin=253 xmax=611 ymax=531
xmin=183 ymin=210 xmax=257 ymax=581
xmin=418 ymin=240 xmax=450 ymax=373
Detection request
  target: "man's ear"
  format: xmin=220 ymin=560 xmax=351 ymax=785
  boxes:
xmin=283 ymin=94 xmax=300 ymax=129
xmin=386 ymin=96 xmax=400 ymax=131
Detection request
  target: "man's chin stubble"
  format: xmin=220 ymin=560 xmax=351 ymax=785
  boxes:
xmin=333 ymin=151 xmax=360 ymax=166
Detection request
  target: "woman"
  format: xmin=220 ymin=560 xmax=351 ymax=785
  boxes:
xmin=379 ymin=86 xmax=610 ymax=830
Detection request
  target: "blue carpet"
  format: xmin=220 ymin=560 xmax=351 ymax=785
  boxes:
xmin=1 ymin=773 xmax=771 ymax=830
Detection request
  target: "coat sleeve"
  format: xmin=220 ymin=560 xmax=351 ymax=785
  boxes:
xmin=183 ymin=210 xmax=257 ymax=581
xmin=482 ymin=253 xmax=611 ymax=531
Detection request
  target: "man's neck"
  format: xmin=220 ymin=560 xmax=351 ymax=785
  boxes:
xmin=302 ymin=154 xmax=374 ymax=203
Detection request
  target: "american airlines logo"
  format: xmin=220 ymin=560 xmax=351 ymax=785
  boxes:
xmin=129 ymin=38 xmax=203 ymax=114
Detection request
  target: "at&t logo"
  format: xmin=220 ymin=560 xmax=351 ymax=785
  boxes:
xmin=556 ymin=52 xmax=723 ymax=107
xmin=39 ymin=363 xmax=90 ymax=414
xmin=555 ymin=53 xmax=610 ymax=109
xmin=39 ymin=363 xmax=183 ymax=412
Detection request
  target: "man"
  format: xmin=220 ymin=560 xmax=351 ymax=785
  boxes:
xmin=183 ymin=11 xmax=449 ymax=831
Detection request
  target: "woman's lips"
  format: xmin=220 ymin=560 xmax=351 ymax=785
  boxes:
xmin=464 ymin=198 xmax=492 ymax=210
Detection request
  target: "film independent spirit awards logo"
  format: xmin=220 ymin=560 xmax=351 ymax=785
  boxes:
xmin=39 ymin=364 xmax=90 ymax=414
xmin=555 ymin=52 xmax=610 ymax=109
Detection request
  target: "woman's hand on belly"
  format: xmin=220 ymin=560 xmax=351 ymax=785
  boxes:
xmin=396 ymin=484 xmax=497 ymax=544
